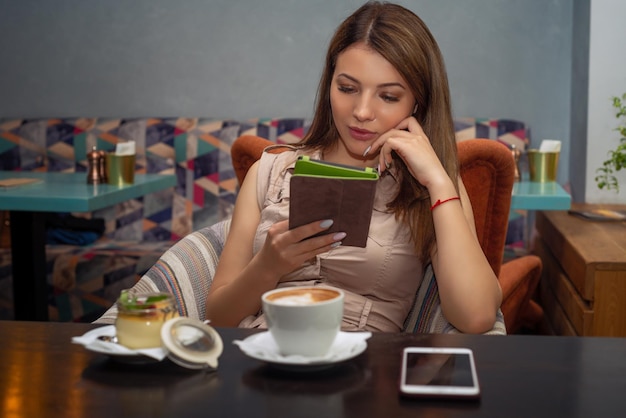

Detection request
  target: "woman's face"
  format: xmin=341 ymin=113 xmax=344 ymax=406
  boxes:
xmin=329 ymin=43 xmax=416 ymax=165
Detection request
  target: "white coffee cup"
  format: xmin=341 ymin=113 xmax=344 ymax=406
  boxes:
xmin=261 ymin=286 xmax=344 ymax=357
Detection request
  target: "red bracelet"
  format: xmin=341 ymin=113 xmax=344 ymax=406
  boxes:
xmin=430 ymin=196 xmax=460 ymax=211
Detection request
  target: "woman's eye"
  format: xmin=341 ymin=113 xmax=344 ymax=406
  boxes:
xmin=338 ymin=85 xmax=356 ymax=94
xmin=381 ymin=94 xmax=400 ymax=103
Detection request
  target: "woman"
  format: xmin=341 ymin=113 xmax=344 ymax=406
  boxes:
xmin=206 ymin=1 xmax=501 ymax=333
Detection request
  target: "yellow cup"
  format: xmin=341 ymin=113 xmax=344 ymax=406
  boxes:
xmin=106 ymin=154 xmax=135 ymax=186
xmin=527 ymin=150 xmax=559 ymax=182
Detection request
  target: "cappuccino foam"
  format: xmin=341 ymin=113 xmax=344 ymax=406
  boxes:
xmin=266 ymin=288 xmax=339 ymax=306
xmin=272 ymin=293 xmax=317 ymax=306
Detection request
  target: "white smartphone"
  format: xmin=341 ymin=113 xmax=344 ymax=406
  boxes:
xmin=399 ymin=347 xmax=481 ymax=400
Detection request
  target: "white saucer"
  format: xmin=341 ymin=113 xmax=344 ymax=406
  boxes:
xmin=233 ymin=331 xmax=370 ymax=371
xmin=72 ymin=325 xmax=166 ymax=364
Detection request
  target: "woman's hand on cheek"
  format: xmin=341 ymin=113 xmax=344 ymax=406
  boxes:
xmin=256 ymin=219 xmax=345 ymax=277
xmin=370 ymin=117 xmax=448 ymax=188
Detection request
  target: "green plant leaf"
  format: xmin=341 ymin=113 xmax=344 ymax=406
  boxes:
xmin=596 ymin=93 xmax=626 ymax=192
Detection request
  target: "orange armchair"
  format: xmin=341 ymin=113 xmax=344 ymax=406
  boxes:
xmin=457 ymin=139 xmax=543 ymax=333
xmin=231 ymin=135 xmax=543 ymax=334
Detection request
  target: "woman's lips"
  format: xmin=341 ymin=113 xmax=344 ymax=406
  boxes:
xmin=349 ymin=127 xmax=376 ymax=142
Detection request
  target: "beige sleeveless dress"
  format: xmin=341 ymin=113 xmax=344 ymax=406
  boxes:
xmin=238 ymin=148 xmax=423 ymax=332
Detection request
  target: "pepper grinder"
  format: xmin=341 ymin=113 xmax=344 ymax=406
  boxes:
xmin=98 ymin=150 xmax=108 ymax=183
xmin=87 ymin=146 xmax=102 ymax=184
xmin=510 ymin=144 xmax=522 ymax=181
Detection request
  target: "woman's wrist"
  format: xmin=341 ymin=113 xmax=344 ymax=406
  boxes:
xmin=430 ymin=196 xmax=460 ymax=211
xmin=426 ymin=178 xmax=457 ymax=203
xmin=249 ymin=254 xmax=284 ymax=288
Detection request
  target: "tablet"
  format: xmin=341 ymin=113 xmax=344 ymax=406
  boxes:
xmin=289 ymin=156 xmax=378 ymax=247
xmin=293 ymin=155 xmax=379 ymax=179
xmin=399 ymin=347 xmax=481 ymax=400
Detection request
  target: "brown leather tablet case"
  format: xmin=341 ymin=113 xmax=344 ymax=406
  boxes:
xmin=289 ymin=176 xmax=376 ymax=247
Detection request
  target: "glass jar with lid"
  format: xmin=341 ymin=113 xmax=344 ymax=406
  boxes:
xmin=115 ymin=290 xmax=178 ymax=349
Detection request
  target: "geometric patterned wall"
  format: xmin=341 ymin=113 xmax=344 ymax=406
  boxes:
xmin=0 ymin=117 xmax=310 ymax=241
xmin=454 ymin=117 xmax=529 ymax=151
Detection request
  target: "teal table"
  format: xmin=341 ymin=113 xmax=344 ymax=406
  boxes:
xmin=509 ymin=180 xmax=571 ymax=251
xmin=511 ymin=181 xmax=572 ymax=210
xmin=0 ymin=171 xmax=176 ymax=321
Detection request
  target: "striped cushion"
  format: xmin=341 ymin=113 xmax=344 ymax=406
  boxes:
xmin=94 ymin=220 xmax=230 ymax=324
xmin=403 ymin=264 xmax=506 ymax=335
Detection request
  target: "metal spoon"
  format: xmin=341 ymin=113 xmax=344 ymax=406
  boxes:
xmin=97 ymin=335 xmax=119 ymax=344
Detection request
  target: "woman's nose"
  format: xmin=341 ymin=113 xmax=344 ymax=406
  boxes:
xmin=353 ymin=97 xmax=375 ymax=121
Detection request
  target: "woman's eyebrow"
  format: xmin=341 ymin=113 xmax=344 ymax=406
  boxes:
xmin=336 ymin=73 xmax=406 ymax=90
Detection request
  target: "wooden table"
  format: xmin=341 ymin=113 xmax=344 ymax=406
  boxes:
xmin=0 ymin=171 xmax=176 ymax=321
xmin=534 ymin=203 xmax=626 ymax=336
xmin=1 ymin=321 xmax=625 ymax=418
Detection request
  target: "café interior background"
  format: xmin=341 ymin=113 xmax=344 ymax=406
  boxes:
xmin=0 ymin=0 xmax=624 ymax=203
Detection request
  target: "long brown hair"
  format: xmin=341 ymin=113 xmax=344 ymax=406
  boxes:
xmin=302 ymin=1 xmax=458 ymax=263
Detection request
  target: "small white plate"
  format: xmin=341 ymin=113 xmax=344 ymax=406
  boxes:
xmin=72 ymin=325 xmax=166 ymax=364
xmin=234 ymin=331 xmax=370 ymax=371
xmin=74 ymin=321 xmax=225 ymax=369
